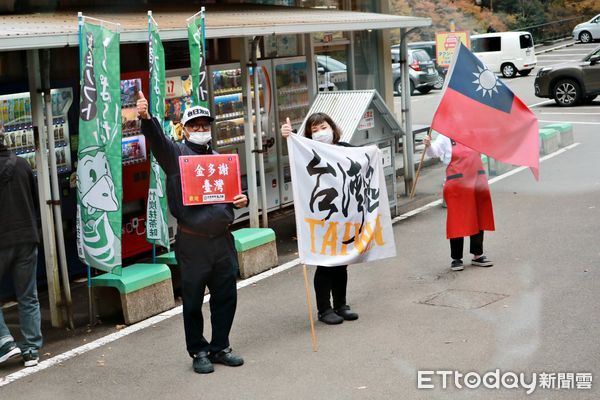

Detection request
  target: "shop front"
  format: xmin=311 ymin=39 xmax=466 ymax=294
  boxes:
xmin=0 ymin=3 xmax=430 ymax=327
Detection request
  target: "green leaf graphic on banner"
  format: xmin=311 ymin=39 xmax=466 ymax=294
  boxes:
xmin=76 ymin=22 xmax=122 ymax=275
xmin=187 ymin=11 xmax=208 ymax=108
xmin=147 ymin=20 xmax=170 ymax=250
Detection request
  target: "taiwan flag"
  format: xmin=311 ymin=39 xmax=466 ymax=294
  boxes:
xmin=431 ymin=42 xmax=539 ymax=179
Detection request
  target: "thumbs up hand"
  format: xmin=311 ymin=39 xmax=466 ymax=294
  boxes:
xmin=136 ymin=90 xmax=150 ymax=120
xmin=281 ymin=116 xmax=293 ymax=138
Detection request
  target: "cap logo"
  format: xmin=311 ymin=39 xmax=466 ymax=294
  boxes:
xmin=187 ymin=108 xmax=209 ymax=118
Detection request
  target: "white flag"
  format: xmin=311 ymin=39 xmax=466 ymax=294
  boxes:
xmin=288 ymin=134 xmax=396 ymax=266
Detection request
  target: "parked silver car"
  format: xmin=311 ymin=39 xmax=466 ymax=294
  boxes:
xmin=316 ymin=55 xmax=348 ymax=91
xmin=573 ymin=14 xmax=600 ymax=43
xmin=391 ymin=47 xmax=439 ymax=95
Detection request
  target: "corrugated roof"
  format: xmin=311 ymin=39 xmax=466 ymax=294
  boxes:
xmin=299 ymin=90 xmax=402 ymax=142
xmin=0 ymin=4 xmax=430 ymax=51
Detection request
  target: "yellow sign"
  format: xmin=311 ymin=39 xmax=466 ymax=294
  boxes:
xmin=435 ymin=31 xmax=471 ymax=68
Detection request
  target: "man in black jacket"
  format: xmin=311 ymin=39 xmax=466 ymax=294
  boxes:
xmin=0 ymin=130 xmax=42 ymax=367
xmin=137 ymin=92 xmax=248 ymax=374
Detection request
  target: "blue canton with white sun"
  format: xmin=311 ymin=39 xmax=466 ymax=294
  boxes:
xmin=448 ymin=45 xmax=515 ymax=113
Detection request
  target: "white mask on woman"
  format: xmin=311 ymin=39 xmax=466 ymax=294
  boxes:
xmin=187 ymin=130 xmax=212 ymax=145
xmin=312 ymin=128 xmax=333 ymax=144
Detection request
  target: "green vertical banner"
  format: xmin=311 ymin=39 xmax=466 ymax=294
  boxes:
xmin=76 ymin=21 xmax=123 ymax=275
xmin=146 ymin=16 xmax=170 ymax=250
xmin=187 ymin=8 xmax=209 ymax=108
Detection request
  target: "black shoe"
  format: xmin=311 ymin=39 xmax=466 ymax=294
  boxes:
xmin=318 ymin=308 xmax=344 ymax=325
xmin=0 ymin=341 xmax=21 ymax=364
xmin=209 ymin=347 xmax=244 ymax=367
xmin=22 ymin=349 xmax=39 ymax=367
xmin=451 ymin=259 xmax=464 ymax=271
xmin=192 ymin=351 xmax=214 ymax=374
xmin=335 ymin=305 xmax=359 ymax=321
xmin=471 ymin=256 xmax=493 ymax=267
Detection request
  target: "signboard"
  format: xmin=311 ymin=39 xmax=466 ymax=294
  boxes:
xmin=435 ymin=31 xmax=471 ymax=68
xmin=358 ymin=109 xmax=375 ymax=131
xmin=179 ymin=154 xmax=241 ymax=205
xmin=381 ymin=146 xmax=392 ymax=169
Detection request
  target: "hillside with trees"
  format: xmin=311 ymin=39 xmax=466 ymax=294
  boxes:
xmin=390 ymin=0 xmax=599 ymax=42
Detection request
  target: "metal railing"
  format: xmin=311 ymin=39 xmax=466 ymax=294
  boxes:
xmin=516 ymin=16 xmax=591 ymax=44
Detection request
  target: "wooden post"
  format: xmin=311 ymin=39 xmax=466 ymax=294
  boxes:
xmin=409 ymin=129 xmax=432 ymax=199
xmin=302 ymin=265 xmax=317 ymax=352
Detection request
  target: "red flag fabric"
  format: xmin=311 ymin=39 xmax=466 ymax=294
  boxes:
xmin=431 ymin=42 xmax=539 ymax=179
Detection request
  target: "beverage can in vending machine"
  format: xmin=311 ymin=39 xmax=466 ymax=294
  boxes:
xmin=21 ymin=130 xmax=28 ymax=149
xmin=24 ymin=97 xmax=31 ymax=117
xmin=0 ymin=100 xmax=7 ymax=124
xmin=26 ymin=129 xmax=34 ymax=148
xmin=8 ymin=98 xmax=15 ymax=122
xmin=14 ymin=127 xmax=22 ymax=148
xmin=19 ymin=97 xmax=25 ymax=120
xmin=213 ymin=71 xmax=222 ymax=91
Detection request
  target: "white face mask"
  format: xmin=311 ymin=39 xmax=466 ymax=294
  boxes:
xmin=312 ymin=128 xmax=333 ymax=144
xmin=187 ymin=130 xmax=212 ymax=145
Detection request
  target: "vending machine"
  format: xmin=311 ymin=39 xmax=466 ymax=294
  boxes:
xmin=208 ymin=61 xmax=283 ymax=217
xmin=164 ymin=69 xmax=194 ymax=141
xmin=0 ymin=87 xmax=75 ymax=299
xmin=119 ymin=73 xmax=152 ymax=259
xmin=163 ymin=57 xmax=310 ymax=222
xmin=0 ymin=88 xmax=73 ymax=175
xmin=207 ymin=57 xmax=309 ymax=215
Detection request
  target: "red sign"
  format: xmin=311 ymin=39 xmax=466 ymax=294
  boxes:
xmin=179 ymin=154 xmax=241 ymax=205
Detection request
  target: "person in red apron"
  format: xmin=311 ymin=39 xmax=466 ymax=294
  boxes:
xmin=425 ymin=134 xmax=495 ymax=271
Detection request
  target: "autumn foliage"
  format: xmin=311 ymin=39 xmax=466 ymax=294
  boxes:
xmin=389 ymin=0 xmax=598 ymax=42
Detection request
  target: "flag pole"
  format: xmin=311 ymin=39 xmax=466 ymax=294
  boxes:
xmin=302 ymin=265 xmax=318 ymax=352
xmin=409 ymin=128 xmax=432 ymax=199
xmin=148 ymin=11 xmax=157 ymax=264
xmin=80 ymin=12 xmax=96 ymax=326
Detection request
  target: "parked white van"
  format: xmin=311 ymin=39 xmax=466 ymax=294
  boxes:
xmin=470 ymin=31 xmax=537 ymax=78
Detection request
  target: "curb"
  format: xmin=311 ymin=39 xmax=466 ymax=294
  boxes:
xmin=535 ymin=40 xmax=576 ymax=55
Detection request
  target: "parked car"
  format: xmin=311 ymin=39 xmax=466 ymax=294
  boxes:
xmin=534 ymin=46 xmax=600 ymax=106
xmin=471 ymin=31 xmax=537 ymax=78
xmin=573 ymin=14 xmax=600 ymax=44
xmin=391 ymin=48 xmax=439 ymax=95
xmin=315 ymin=55 xmax=348 ymax=91
xmin=406 ymin=41 xmax=447 ymax=89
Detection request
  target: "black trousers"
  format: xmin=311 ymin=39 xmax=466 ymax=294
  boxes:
xmin=314 ymin=265 xmax=348 ymax=313
xmin=175 ymin=230 xmax=238 ymax=357
xmin=449 ymin=230 xmax=484 ymax=260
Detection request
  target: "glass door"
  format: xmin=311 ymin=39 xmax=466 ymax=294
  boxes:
xmin=272 ymin=57 xmax=310 ymax=206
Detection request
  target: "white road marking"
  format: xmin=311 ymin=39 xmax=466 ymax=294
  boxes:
xmin=536 ymin=54 xmax=585 ymax=57
xmin=528 ymin=100 xmax=555 ymax=108
xmin=488 ymin=143 xmax=580 ymax=184
xmin=539 ymin=120 xmax=600 ymax=125
xmin=539 ymin=112 xmax=600 ymax=115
